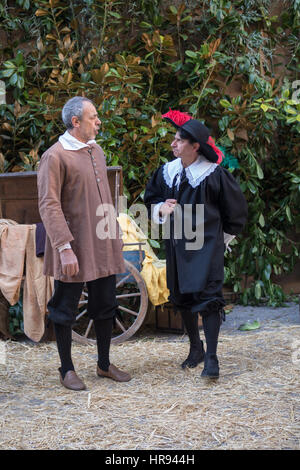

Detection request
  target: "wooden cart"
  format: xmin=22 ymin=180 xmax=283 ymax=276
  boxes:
xmin=0 ymin=169 xmax=148 ymax=344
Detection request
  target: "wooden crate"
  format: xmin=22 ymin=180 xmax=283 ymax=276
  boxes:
xmin=155 ymin=303 xmax=203 ymax=334
xmin=0 ymin=166 xmax=123 ymax=224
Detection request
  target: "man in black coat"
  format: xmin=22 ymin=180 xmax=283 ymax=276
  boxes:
xmin=144 ymin=110 xmax=248 ymax=378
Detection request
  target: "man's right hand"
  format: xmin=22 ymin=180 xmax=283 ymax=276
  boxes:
xmin=60 ymin=249 xmax=79 ymax=277
xmin=159 ymin=199 xmax=177 ymax=217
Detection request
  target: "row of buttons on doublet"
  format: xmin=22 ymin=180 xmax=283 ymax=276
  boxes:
xmin=88 ymin=149 xmax=100 ymax=183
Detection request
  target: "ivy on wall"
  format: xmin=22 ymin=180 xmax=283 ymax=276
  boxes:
xmin=0 ymin=0 xmax=299 ymax=305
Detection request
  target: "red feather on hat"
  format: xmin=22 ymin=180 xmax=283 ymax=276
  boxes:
xmin=207 ymin=136 xmax=223 ymax=164
xmin=162 ymin=109 xmax=192 ymax=127
xmin=162 ymin=108 xmax=224 ymax=164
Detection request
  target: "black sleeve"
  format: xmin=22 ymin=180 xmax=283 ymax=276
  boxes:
xmin=218 ymin=168 xmax=248 ymax=235
xmin=144 ymin=167 xmax=166 ymax=218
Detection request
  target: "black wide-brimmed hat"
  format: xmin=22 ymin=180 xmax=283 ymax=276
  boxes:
xmin=162 ymin=109 xmax=223 ymax=164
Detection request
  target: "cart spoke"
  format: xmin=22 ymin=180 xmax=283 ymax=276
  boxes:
xmin=118 ymin=305 xmax=138 ymax=317
xmin=116 ymin=293 xmax=141 ymax=299
xmin=76 ymin=309 xmax=87 ymax=320
xmin=115 ymin=317 xmax=126 ymax=332
xmin=84 ymin=319 xmax=94 ymax=337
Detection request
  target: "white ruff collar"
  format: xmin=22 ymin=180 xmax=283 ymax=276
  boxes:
xmin=163 ymin=156 xmax=217 ymax=189
xmin=59 ymin=131 xmax=96 ymax=150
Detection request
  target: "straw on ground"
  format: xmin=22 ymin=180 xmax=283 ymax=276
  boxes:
xmin=0 ymin=323 xmax=299 ymax=450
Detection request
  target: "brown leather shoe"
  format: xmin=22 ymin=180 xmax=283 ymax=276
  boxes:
xmin=59 ymin=370 xmax=87 ymax=391
xmin=97 ymin=364 xmax=131 ymax=382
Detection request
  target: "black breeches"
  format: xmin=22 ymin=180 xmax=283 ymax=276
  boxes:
xmin=47 ymin=275 xmax=117 ymax=327
xmin=169 ymin=278 xmax=225 ymax=315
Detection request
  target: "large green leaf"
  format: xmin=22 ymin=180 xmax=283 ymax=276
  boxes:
xmin=238 ymin=320 xmax=261 ymax=331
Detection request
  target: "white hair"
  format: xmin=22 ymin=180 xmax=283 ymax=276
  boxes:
xmin=61 ymin=96 xmax=93 ymax=129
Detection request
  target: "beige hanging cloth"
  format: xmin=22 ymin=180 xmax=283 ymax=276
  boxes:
xmin=0 ymin=220 xmax=54 ymax=342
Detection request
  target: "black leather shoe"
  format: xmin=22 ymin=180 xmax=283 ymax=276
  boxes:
xmin=201 ymin=354 xmax=219 ymax=378
xmin=181 ymin=341 xmax=205 ymax=369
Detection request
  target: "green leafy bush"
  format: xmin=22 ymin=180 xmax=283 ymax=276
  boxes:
xmin=9 ymin=298 xmax=24 ymax=337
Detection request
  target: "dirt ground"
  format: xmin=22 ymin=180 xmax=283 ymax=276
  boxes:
xmin=0 ymin=301 xmax=299 ymax=450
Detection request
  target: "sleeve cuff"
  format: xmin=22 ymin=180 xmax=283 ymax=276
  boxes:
xmin=57 ymin=243 xmax=72 ymax=252
xmin=224 ymin=232 xmax=236 ymax=252
xmin=152 ymin=202 xmax=168 ymax=224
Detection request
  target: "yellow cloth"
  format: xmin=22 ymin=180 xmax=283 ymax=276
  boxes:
xmin=117 ymin=213 xmax=169 ymax=306
xmin=0 ymin=220 xmax=54 ymax=342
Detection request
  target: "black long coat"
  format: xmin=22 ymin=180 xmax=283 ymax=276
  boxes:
xmin=144 ymin=157 xmax=248 ymax=295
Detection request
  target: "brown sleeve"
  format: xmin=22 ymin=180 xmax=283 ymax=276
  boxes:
xmin=37 ymin=150 xmax=74 ymax=249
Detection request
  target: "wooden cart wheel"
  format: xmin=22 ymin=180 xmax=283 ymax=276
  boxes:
xmin=72 ymin=259 xmax=148 ymax=345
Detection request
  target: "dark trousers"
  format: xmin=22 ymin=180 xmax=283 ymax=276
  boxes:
xmin=48 ymin=275 xmax=117 ymax=376
xmin=47 ymin=275 xmax=117 ymax=327
xmin=168 ymin=256 xmax=224 ymax=357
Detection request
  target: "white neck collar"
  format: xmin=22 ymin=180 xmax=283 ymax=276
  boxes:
xmin=59 ymin=130 xmax=96 ymax=150
xmin=163 ymin=156 xmax=217 ymax=189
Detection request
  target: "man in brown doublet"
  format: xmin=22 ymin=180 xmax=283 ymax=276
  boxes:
xmin=38 ymin=96 xmax=131 ymax=390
